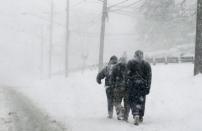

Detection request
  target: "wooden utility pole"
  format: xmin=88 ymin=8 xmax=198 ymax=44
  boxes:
xmin=65 ymin=0 xmax=70 ymax=77
xmin=98 ymin=0 xmax=108 ymax=71
xmin=48 ymin=0 xmax=54 ymax=78
xmin=40 ymin=27 xmax=44 ymax=78
xmin=194 ymin=0 xmax=202 ymax=75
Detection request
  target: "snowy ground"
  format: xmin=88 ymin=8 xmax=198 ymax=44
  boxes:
xmin=0 ymin=87 xmax=66 ymax=131
xmin=1 ymin=64 xmax=202 ymax=131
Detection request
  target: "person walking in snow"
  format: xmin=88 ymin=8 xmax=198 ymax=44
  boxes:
xmin=96 ymin=55 xmax=118 ymax=119
xmin=110 ymin=56 xmax=130 ymax=121
xmin=127 ymin=50 xmax=152 ymax=125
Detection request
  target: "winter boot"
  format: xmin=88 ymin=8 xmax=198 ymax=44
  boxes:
xmin=139 ymin=116 xmax=143 ymax=123
xmin=117 ymin=112 xmax=124 ymax=120
xmin=123 ymin=117 xmax=128 ymax=122
xmin=134 ymin=115 xmax=140 ymax=125
xmin=108 ymin=112 xmax=113 ymax=119
xmin=117 ymin=107 xmax=124 ymax=120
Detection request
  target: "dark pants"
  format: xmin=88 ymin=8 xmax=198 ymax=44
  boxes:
xmin=128 ymin=80 xmax=147 ymax=118
xmin=106 ymin=87 xmax=114 ymax=116
xmin=129 ymin=95 xmax=146 ymax=117
xmin=113 ymin=87 xmax=130 ymax=119
xmin=140 ymin=96 xmax=146 ymax=117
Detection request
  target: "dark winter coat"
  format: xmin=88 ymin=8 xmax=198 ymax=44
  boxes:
xmin=127 ymin=59 xmax=152 ymax=96
xmin=110 ymin=62 xmax=127 ymax=88
xmin=96 ymin=64 xmax=115 ymax=87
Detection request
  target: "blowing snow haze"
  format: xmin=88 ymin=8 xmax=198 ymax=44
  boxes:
xmin=1 ymin=0 xmax=202 ymax=131
xmin=0 ymin=0 xmax=197 ymax=79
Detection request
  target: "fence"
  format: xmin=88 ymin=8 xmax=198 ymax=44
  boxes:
xmin=73 ymin=56 xmax=195 ymax=72
xmin=52 ymin=56 xmax=195 ymax=76
xmin=71 ymin=56 xmax=195 ymax=72
xmin=145 ymin=56 xmax=194 ymax=65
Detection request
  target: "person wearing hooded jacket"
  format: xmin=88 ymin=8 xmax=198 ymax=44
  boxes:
xmin=96 ymin=55 xmax=118 ymax=119
xmin=127 ymin=50 xmax=152 ymax=125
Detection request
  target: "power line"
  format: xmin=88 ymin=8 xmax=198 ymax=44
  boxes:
xmin=117 ymin=9 xmax=136 ymax=14
xmin=108 ymin=0 xmax=129 ymax=8
xmin=22 ymin=12 xmax=66 ymax=28
xmin=109 ymin=0 xmax=144 ymax=12
xmin=70 ymin=30 xmax=137 ymax=36
xmin=97 ymin=0 xmax=104 ymax=2
xmin=71 ymin=0 xmax=84 ymax=8
xmin=110 ymin=11 xmax=136 ymax=17
xmin=70 ymin=0 xmax=102 ymax=13
xmin=110 ymin=0 xmax=143 ymax=12
xmin=108 ymin=1 xmax=143 ymax=18
xmin=86 ymin=0 xmax=103 ymax=5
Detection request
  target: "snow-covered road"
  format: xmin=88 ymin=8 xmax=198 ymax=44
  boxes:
xmin=1 ymin=64 xmax=202 ymax=131
xmin=0 ymin=87 xmax=66 ymax=131
xmin=0 ymin=87 xmax=14 ymax=131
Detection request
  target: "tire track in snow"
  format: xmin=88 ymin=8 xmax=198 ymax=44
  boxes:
xmin=0 ymin=87 xmax=15 ymax=131
xmin=2 ymin=87 xmax=67 ymax=131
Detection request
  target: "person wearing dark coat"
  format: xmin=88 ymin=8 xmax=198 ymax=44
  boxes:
xmin=110 ymin=56 xmax=130 ymax=121
xmin=96 ymin=55 xmax=118 ymax=119
xmin=127 ymin=50 xmax=152 ymax=125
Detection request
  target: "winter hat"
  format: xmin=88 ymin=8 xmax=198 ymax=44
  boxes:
xmin=109 ymin=55 xmax=118 ymax=64
xmin=135 ymin=50 xmax=144 ymax=60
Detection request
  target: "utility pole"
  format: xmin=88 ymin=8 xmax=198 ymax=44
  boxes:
xmin=65 ymin=0 xmax=70 ymax=77
xmin=194 ymin=0 xmax=202 ymax=75
xmin=40 ymin=27 xmax=44 ymax=78
xmin=98 ymin=0 xmax=108 ymax=71
xmin=49 ymin=0 xmax=54 ymax=78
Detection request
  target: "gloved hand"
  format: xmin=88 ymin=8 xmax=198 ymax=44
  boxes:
xmin=145 ymin=88 xmax=150 ymax=95
xmin=97 ymin=79 xmax=102 ymax=84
